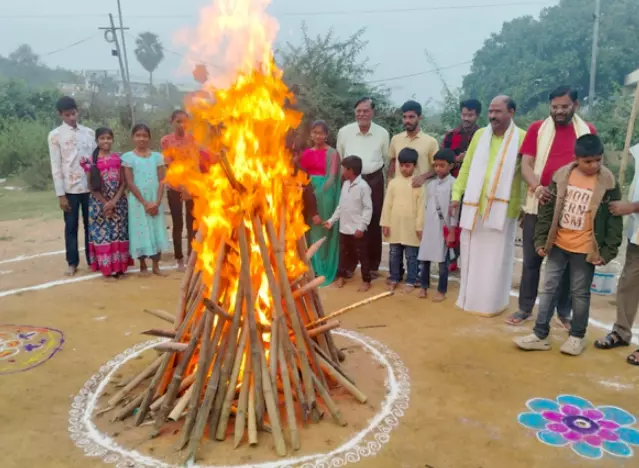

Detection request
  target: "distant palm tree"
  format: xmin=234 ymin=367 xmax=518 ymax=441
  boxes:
xmin=134 ymin=32 xmax=164 ymax=87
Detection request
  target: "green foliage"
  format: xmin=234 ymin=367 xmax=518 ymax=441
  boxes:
xmin=135 ymin=32 xmax=165 ymax=86
xmin=0 ymin=118 xmax=50 ymax=187
xmin=0 ymin=79 xmax=59 ymax=123
xmin=463 ymin=0 xmax=639 ymax=113
xmin=0 ymin=45 xmax=81 ymax=89
xmin=277 ymin=25 xmax=399 ymax=147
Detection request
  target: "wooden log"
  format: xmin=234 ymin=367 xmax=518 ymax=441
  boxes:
xmin=310 ymin=341 xmax=355 ymax=386
xmin=265 ymin=219 xmax=317 ymax=414
xmin=114 ymin=393 xmax=143 ymax=421
xmin=305 ymin=236 xmax=326 ymax=262
xmin=278 ymin=324 xmax=300 ymax=451
xmin=154 ymin=342 xmax=189 ymax=352
xmin=215 ymin=324 xmax=248 ymax=441
xmin=308 ymin=291 xmax=393 ymax=328
xmin=143 ymin=309 xmax=174 ymax=323
xmin=168 ymin=384 xmax=194 ymax=421
xmin=234 ymin=350 xmax=251 ymax=448
xmin=153 ymin=312 xmax=207 ymax=432
xmin=141 ymin=329 xmax=176 ymax=339
xmin=108 ymin=356 xmax=162 ymax=407
xmin=292 ymin=276 xmax=326 ymax=299
xmin=173 ymin=235 xmax=199 ymax=327
xmin=283 ymin=326 xmax=307 ymax=421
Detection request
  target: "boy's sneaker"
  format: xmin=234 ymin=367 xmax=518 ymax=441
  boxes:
xmin=560 ymin=336 xmax=585 ymax=356
xmin=513 ymin=333 xmax=551 ymax=351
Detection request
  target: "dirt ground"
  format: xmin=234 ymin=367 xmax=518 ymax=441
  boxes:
xmin=1 ymin=217 xmax=639 ymax=468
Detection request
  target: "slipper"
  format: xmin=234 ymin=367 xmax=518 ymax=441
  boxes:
xmin=626 ymin=349 xmax=639 ymax=366
xmin=594 ymin=331 xmax=629 ymax=350
xmin=505 ymin=311 xmax=532 ymax=326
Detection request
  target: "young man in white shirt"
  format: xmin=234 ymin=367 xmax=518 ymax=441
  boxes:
xmin=325 ymin=156 xmax=373 ymax=292
xmin=48 ymin=96 xmax=96 ymax=276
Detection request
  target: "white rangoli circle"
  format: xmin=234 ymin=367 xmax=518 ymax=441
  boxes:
xmin=68 ymin=329 xmax=410 ymax=468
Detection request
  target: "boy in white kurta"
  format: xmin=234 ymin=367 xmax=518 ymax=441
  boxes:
xmin=380 ymin=148 xmax=425 ymax=293
xmin=418 ymin=149 xmax=457 ymax=301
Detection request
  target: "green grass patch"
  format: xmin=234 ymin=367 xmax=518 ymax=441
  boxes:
xmin=0 ymin=178 xmax=58 ymax=222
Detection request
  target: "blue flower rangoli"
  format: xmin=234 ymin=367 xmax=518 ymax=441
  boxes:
xmin=518 ymin=395 xmax=639 ymax=459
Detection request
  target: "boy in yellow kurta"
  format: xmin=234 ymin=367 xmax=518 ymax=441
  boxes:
xmin=381 ymin=147 xmax=425 ymax=293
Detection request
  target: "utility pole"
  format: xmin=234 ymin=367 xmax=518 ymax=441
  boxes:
xmin=100 ymin=14 xmax=135 ymax=125
xmin=587 ymin=0 xmax=601 ymax=112
xmin=116 ymin=0 xmax=132 ymax=85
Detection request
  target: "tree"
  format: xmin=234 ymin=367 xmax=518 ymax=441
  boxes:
xmin=9 ymin=44 xmax=39 ymax=66
xmin=277 ymin=25 xmax=401 ymax=147
xmin=462 ymin=0 xmax=639 ymax=113
xmin=134 ymin=32 xmax=164 ymax=87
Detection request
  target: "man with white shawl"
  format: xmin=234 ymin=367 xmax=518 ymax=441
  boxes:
xmin=451 ymin=96 xmax=526 ymax=317
xmin=506 ymin=86 xmax=595 ymax=326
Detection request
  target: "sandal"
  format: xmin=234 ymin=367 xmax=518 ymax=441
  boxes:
xmin=626 ymin=350 xmax=639 ymax=366
xmin=505 ymin=311 xmax=532 ymax=326
xmin=594 ymin=331 xmax=629 ymax=350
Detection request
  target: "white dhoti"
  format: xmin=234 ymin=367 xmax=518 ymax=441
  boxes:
xmin=456 ymin=218 xmax=516 ymax=316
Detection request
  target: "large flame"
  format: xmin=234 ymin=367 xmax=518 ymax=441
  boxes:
xmin=164 ymin=0 xmax=308 ymax=329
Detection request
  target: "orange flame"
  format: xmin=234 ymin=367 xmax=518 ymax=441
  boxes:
xmin=165 ymin=0 xmax=308 ymax=331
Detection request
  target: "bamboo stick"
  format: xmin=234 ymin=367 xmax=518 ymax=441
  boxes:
xmin=248 ymin=377 xmax=258 ymax=446
xmin=178 ymin=239 xmax=228 ymax=445
xmin=283 ymin=326 xmax=307 ymax=421
xmin=239 ymin=222 xmax=265 ymax=425
xmin=257 ymin=333 xmax=287 ymax=456
xmin=168 ymin=384 xmax=194 ymax=421
xmin=141 ymin=329 xmax=176 ymax=339
xmin=265 ymin=218 xmax=317 ymax=415
xmin=108 ymin=356 xmax=162 ymax=407
xmin=215 ymin=324 xmax=248 ymax=441
xmin=135 ymin=265 xmax=218 ymax=426
xmin=305 ymin=236 xmax=326 ymax=261
xmin=292 ymin=276 xmax=326 ymax=299
xmin=151 ymin=373 xmax=195 ymax=412
xmin=153 ymin=312 xmax=207 ymax=432
xmin=179 ymin=308 xmax=226 ymax=448
xmin=154 ymin=342 xmax=189 ymax=352
xmin=278 ymin=326 xmax=300 ymax=451
xmin=114 ymin=393 xmax=143 ymax=421
xmin=316 ymin=353 xmax=367 ymax=403
xmin=310 ymin=341 xmax=355 ymax=386
xmin=143 ymin=309 xmax=174 ymax=323
xmin=312 ymin=373 xmax=347 ymax=426
xmin=307 ymin=321 xmax=340 ymax=338
xmin=208 ymin=272 xmax=246 ymax=436
xmin=308 ymin=291 xmax=393 ymax=328
xmin=173 ymin=238 xmax=199 ymax=327
xmin=234 ymin=350 xmax=250 ymax=448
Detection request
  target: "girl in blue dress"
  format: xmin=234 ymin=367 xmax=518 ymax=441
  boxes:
xmin=121 ymin=124 xmax=169 ymax=276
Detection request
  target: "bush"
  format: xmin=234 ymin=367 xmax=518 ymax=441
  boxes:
xmin=0 ymin=118 xmax=50 ymax=183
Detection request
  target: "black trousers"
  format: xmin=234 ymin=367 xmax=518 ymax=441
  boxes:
xmin=361 ymin=168 xmax=384 ymax=272
xmin=167 ymin=189 xmax=195 ymax=260
xmin=338 ymin=233 xmax=371 ymax=283
xmin=63 ymin=193 xmax=90 ymax=267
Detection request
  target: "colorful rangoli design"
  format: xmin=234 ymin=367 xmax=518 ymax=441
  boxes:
xmin=0 ymin=325 xmax=64 ymax=375
xmin=518 ymin=395 xmax=639 ymax=459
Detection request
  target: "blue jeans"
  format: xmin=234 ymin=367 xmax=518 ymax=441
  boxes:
xmin=389 ymin=244 xmax=419 ymax=285
xmin=419 ymin=257 xmax=449 ymax=293
xmin=533 ymin=246 xmax=595 ymax=339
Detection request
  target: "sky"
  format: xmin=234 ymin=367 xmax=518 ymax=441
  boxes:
xmin=0 ymin=0 xmax=560 ymax=106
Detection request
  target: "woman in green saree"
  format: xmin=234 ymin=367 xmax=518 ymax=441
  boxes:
xmin=299 ymin=120 xmax=341 ymax=285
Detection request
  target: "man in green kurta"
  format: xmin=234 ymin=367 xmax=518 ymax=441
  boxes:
xmin=450 ymin=96 xmax=526 ymax=316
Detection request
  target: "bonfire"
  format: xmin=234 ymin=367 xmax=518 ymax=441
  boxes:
xmin=104 ymin=0 xmax=390 ymax=462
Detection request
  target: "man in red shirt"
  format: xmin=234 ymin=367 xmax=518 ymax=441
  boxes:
xmin=506 ymin=86 xmax=596 ymax=326
xmin=442 ymin=99 xmax=481 ymax=178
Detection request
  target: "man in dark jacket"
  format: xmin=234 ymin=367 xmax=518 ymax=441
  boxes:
xmin=514 ymin=135 xmax=622 ymax=356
